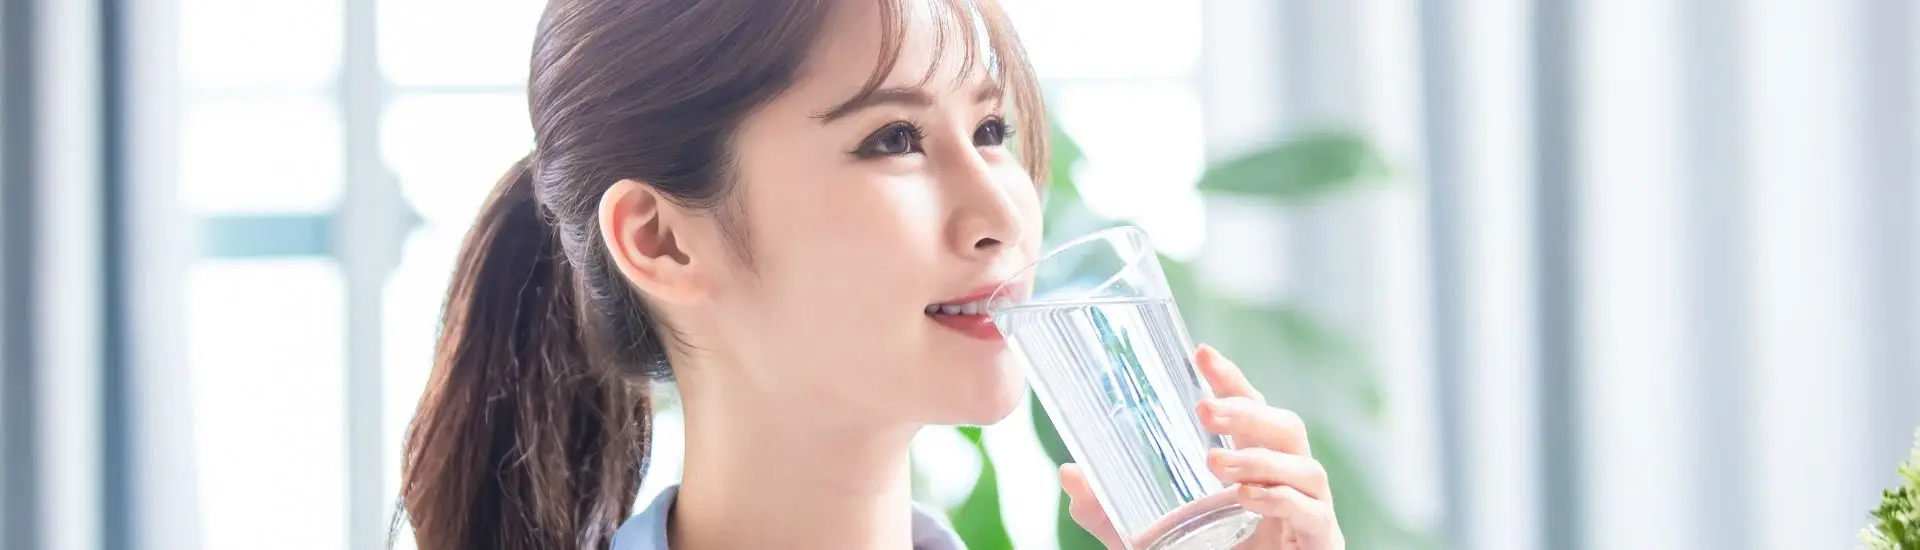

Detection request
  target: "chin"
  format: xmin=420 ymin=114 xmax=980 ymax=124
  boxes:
xmin=925 ymin=354 xmax=1029 ymax=425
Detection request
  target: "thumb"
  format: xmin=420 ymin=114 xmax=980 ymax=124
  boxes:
xmin=1059 ymin=464 xmax=1126 ymax=549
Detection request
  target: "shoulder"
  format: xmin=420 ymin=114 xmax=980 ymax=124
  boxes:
xmin=611 ymin=486 xmax=679 ymax=550
xmin=910 ymin=501 xmax=968 ymax=550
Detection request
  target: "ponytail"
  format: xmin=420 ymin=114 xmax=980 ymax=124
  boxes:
xmin=398 ymin=155 xmax=651 ymax=549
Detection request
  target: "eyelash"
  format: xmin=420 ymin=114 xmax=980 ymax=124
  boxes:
xmin=851 ymin=121 xmax=928 ymax=158
xmin=850 ymin=116 xmax=1016 ymax=159
xmin=978 ymin=117 xmax=1017 ymax=145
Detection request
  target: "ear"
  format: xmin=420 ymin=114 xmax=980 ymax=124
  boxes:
xmin=597 ymin=179 xmax=707 ymax=305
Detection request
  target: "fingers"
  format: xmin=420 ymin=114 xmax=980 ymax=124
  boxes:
xmin=1207 ymin=447 xmax=1331 ymax=502
xmin=1195 ymin=345 xmax=1264 ymax=403
xmin=1059 ymin=464 xmax=1125 ymax=548
xmin=1237 ymin=485 xmax=1343 ymax=548
xmin=1197 ymin=396 xmax=1311 ymax=457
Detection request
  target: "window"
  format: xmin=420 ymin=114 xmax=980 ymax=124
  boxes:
xmin=185 ymin=259 xmax=347 ymax=550
xmin=1006 ymin=0 xmax=1208 ymax=256
xmin=176 ymin=0 xmax=349 ymax=547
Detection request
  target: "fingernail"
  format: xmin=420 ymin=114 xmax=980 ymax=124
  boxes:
xmin=1214 ymin=449 xmax=1244 ymax=466
xmin=1209 ymin=400 xmax=1237 ymax=422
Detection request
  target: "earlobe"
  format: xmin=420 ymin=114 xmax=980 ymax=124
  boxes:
xmin=597 ymin=179 xmax=706 ymax=304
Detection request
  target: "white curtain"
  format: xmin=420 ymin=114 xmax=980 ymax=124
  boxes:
xmin=1201 ymin=1 xmax=1920 ymax=549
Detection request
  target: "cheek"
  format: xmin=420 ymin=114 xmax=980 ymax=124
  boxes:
xmin=728 ymin=172 xmax=944 ymax=349
xmin=755 ymin=179 xmax=939 ymax=288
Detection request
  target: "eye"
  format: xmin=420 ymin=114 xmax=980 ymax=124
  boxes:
xmin=973 ymin=117 xmax=1015 ymax=147
xmin=853 ymin=121 xmax=925 ymax=158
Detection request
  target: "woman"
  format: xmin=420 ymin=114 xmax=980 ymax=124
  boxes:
xmin=398 ymin=0 xmax=1347 ymax=548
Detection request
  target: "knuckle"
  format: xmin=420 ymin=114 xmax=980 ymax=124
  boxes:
xmin=1304 ymin=458 xmax=1330 ymax=486
xmin=1312 ymin=498 xmax=1338 ymax=523
xmin=1269 ymin=407 xmax=1306 ymax=433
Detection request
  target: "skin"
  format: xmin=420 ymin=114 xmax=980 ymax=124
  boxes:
xmin=595 ymin=1 xmax=1346 ymax=548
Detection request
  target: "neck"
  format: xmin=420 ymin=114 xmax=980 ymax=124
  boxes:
xmin=667 ymin=368 xmax=922 ymax=550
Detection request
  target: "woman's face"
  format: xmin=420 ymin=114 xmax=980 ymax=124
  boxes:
xmin=681 ymin=0 xmax=1043 ymax=425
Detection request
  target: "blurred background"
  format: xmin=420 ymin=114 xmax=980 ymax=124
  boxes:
xmin=3 ymin=0 xmax=1917 ymax=549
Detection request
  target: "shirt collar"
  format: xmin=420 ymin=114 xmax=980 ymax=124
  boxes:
xmin=610 ymin=485 xmax=966 ymax=550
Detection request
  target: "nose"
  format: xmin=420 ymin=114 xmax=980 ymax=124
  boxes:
xmin=939 ymin=153 xmax=1022 ymax=259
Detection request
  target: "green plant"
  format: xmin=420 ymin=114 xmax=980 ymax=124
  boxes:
xmin=926 ymin=119 xmax=1431 ymax=549
xmin=950 ymin=426 xmax=1016 ymax=550
xmin=1861 ymin=428 xmax=1920 ymax=550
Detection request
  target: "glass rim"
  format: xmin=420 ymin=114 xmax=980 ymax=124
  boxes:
xmin=990 ymin=224 xmax=1155 ymax=308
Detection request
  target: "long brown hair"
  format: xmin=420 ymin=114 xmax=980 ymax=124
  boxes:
xmin=396 ymin=0 xmax=1047 ymax=548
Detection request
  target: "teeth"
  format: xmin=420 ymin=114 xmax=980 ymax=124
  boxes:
xmin=926 ymin=299 xmax=992 ymax=316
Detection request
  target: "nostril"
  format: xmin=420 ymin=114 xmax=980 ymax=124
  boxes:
xmin=973 ymin=237 xmax=1002 ymax=250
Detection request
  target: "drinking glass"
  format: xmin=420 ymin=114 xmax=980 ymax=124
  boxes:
xmin=989 ymin=226 xmax=1261 ymax=550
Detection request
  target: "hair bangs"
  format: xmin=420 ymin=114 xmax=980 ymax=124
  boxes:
xmin=843 ymin=0 xmax=1051 ymax=183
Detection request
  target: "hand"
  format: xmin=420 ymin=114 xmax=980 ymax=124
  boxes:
xmin=1058 ymin=345 xmax=1346 ymax=550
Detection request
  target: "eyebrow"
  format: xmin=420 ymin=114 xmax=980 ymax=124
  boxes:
xmin=813 ymin=81 xmax=1004 ymax=124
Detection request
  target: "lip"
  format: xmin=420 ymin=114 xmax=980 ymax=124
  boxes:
xmin=927 ymin=281 xmax=1022 ymax=342
xmin=934 ymin=282 xmax=1015 ymax=307
xmin=927 ymin=310 xmax=1004 ymax=341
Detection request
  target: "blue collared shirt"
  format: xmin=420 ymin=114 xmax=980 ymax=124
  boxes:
xmin=610 ymin=485 xmax=967 ymax=550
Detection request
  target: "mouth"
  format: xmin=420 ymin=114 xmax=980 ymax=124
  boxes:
xmin=924 ymin=283 xmax=1021 ymax=341
xmin=922 ymin=296 xmax=1010 ymax=317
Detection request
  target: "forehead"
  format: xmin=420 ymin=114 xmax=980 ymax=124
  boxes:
xmin=799 ymin=0 xmax=996 ymax=104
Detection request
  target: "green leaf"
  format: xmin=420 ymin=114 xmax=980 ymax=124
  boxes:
xmin=1158 ymin=253 xmax=1208 ymax=325
xmin=1040 ymin=117 xmax=1132 ymax=247
xmin=1043 ymin=123 xmax=1090 ymax=230
xmin=1048 ymin=121 xmax=1086 ymax=196
xmin=1202 ymin=301 xmax=1385 ymax=417
xmin=1863 ymin=428 xmax=1920 ymax=549
xmin=1030 ymin=393 xmax=1108 ymax=550
xmin=1032 ymin=392 xmax=1073 ymax=466
xmin=1196 ymin=131 xmax=1387 ymax=201
xmin=949 ymin=426 xmax=1013 ymax=550
xmin=1057 ymin=495 xmax=1107 ymax=550
xmin=1311 ymin=428 xmax=1435 ymax=549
